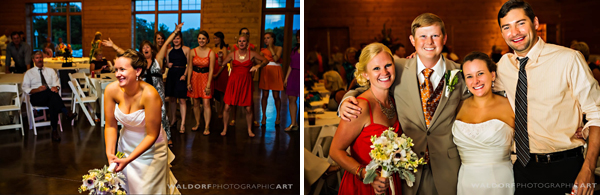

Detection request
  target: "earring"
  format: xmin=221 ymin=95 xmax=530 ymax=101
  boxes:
xmin=492 ymin=81 xmax=495 ymax=88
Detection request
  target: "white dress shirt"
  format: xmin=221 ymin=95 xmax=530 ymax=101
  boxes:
xmin=416 ymin=55 xmax=446 ymax=88
xmin=22 ymin=66 xmax=60 ymax=94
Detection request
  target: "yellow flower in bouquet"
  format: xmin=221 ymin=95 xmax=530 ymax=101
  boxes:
xmin=363 ymin=127 xmax=427 ymax=188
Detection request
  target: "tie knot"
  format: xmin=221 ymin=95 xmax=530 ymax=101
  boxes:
xmin=518 ymin=57 xmax=529 ymax=69
xmin=422 ymin=68 xmax=434 ymax=79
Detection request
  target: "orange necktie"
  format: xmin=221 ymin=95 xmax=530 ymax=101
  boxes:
xmin=421 ymin=68 xmax=434 ymax=127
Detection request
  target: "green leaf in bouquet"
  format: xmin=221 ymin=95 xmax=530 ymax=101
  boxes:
xmin=363 ymin=168 xmax=377 ymax=184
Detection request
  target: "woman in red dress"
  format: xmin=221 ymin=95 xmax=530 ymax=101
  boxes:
xmin=220 ymin=34 xmax=267 ymax=137
xmin=259 ymin=32 xmax=284 ymax=126
xmin=211 ymin=32 xmax=229 ymax=119
xmin=187 ymin=30 xmax=214 ymax=135
xmin=330 ymin=43 xmax=403 ymax=195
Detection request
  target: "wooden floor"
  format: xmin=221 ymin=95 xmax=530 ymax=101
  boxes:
xmin=0 ymin=82 xmax=300 ymax=194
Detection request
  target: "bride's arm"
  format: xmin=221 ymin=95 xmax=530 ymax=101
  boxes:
xmin=113 ymin=86 xmax=162 ymax=172
xmin=104 ymin=82 xmax=120 ymax=164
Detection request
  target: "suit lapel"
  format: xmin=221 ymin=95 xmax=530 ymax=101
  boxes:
xmin=397 ymin=58 xmax=427 ymax=130
xmin=430 ymin=60 xmax=457 ymax=128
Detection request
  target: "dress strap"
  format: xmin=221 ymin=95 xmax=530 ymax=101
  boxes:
xmin=193 ymin=48 xmax=198 ymax=56
xmin=356 ymin=97 xmax=373 ymax=124
xmin=207 ymin=49 xmax=211 ymax=57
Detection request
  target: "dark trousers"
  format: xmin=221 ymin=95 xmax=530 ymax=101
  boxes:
xmin=514 ymin=153 xmax=584 ymax=195
xmin=30 ymin=89 xmax=66 ymax=130
xmin=11 ymin=66 xmax=27 ymax=73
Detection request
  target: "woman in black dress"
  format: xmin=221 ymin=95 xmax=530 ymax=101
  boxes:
xmin=165 ymin=31 xmax=191 ymax=133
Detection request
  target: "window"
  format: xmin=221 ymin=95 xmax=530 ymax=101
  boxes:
xmin=262 ymin=0 xmax=300 ymax=67
xmin=29 ymin=2 xmax=82 ymax=57
xmin=133 ymin=0 xmax=201 ymax=50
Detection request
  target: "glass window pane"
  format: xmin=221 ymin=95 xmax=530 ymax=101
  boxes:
xmin=158 ymin=0 xmax=178 ymax=11
xmin=33 ymin=3 xmax=48 ymax=14
xmin=135 ymin=0 xmax=155 ymax=11
xmin=52 ymin=16 xmax=67 ymax=55
xmin=71 ymin=15 xmax=82 ymax=57
xmin=135 ymin=14 xmax=155 ymax=50
xmin=32 ymin=16 xmax=48 ymax=51
xmin=182 ymin=0 xmax=201 ymax=10
xmin=294 ymin=0 xmax=300 ymax=8
xmin=293 ymin=14 xmax=299 ymax=48
xmin=264 ymin=14 xmax=285 ymax=47
xmin=70 ymin=2 xmax=82 ymax=12
xmin=182 ymin=13 xmax=200 ymax=48
xmin=157 ymin=14 xmax=178 ymax=39
xmin=50 ymin=3 xmax=67 ymax=13
xmin=266 ymin=0 xmax=286 ymax=8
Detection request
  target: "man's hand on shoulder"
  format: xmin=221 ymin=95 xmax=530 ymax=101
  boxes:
xmin=339 ymin=97 xmax=362 ymax=122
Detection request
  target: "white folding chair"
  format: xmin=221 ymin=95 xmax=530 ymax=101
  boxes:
xmin=69 ymin=79 xmax=98 ymax=126
xmin=25 ymin=93 xmax=63 ymax=135
xmin=311 ymin=125 xmax=342 ymax=195
xmin=69 ymin=72 xmax=90 ymax=94
xmin=0 ymin=84 xmax=24 ymax=135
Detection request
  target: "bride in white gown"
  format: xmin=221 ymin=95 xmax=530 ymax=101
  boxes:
xmin=104 ymin=49 xmax=179 ymax=194
xmin=453 ymin=52 xmax=515 ymax=195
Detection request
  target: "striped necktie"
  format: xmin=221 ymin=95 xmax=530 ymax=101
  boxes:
xmin=515 ymin=57 xmax=530 ymax=167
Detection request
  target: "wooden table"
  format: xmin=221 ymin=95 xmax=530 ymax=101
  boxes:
xmin=90 ymin=73 xmax=116 ymax=127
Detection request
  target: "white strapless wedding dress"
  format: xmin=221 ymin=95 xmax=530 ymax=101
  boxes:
xmin=115 ymin=105 xmax=180 ymax=194
xmin=453 ymin=119 xmax=515 ymax=195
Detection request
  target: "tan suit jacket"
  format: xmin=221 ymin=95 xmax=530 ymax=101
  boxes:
xmin=343 ymin=56 xmax=465 ymax=195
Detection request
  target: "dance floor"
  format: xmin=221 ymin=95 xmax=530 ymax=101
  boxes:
xmin=0 ymin=82 xmax=300 ymax=194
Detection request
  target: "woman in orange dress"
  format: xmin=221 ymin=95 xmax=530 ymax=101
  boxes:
xmin=258 ymin=32 xmax=284 ymax=126
xmin=187 ymin=30 xmax=215 ymax=135
xmin=221 ymin=35 xmax=267 ymax=137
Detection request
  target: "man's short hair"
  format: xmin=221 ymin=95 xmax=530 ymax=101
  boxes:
xmin=32 ymin=51 xmax=43 ymax=60
xmin=411 ymin=13 xmax=446 ymax=36
xmin=10 ymin=31 xmax=19 ymax=38
xmin=497 ymin=0 xmax=536 ymax=26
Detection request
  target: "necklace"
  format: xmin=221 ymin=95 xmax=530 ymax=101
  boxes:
xmin=239 ymin=51 xmax=247 ymax=60
xmin=371 ymin=89 xmax=396 ymax=119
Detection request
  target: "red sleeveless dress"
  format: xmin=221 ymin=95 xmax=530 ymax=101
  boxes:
xmin=187 ymin=48 xmax=213 ymax=99
xmin=224 ymin=51 xmax=253 ymax=106
xmin=338 ymin=97 xmax=403 ymax=195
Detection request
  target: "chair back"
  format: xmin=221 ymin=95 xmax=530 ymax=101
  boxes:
xmin=312 ymin=124 xmax=337 ymax=158
xmin=0 ymin=84 xmax=20 ymax=107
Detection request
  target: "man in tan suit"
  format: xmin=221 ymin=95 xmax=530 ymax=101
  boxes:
xmin=339 ymin=13 xmax=466 ymax=195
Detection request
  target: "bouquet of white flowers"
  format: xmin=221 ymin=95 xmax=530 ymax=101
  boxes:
xmin=363 ymin=127 xmax=427 ymax=194
xmin=78 ymin=151 xmax=127 ymax=195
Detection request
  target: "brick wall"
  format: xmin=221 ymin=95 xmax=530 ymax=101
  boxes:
xmin=305 ymin=0 xmax=598 ymax=62
xmin=0 ymin=0 xmax=263 ymax=61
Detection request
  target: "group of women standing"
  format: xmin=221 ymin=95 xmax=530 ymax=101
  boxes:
xmin=105 ymin=24 xmax=300 ymax=140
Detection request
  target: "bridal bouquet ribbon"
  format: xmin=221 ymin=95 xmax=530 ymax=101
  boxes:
xmin=363 ymin=127 xmax=427 ymax=194
xmin=78 ymin=151 xmax=127 ymax=195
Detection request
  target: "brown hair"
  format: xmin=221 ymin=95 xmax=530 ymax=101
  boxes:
xmin=571 ymin=41 xmax=590 ymax=61
xmin=461 ymin=51 xmax=497 ymax=74
xmin=118 ymin=49 xmax=147 ymax=77
xmin=265 ymin=32 xmax=276 ymax=44
xmin=139 ymin=40 xmax=157 ymax=60
xmin=411 ymin=13 xmax=446 ymax=36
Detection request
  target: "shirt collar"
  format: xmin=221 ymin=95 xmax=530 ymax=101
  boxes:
xmin=510 ymin=37 xmax=545 ymax=68
xmin=417 ymin=55 xmax=446 ymax=78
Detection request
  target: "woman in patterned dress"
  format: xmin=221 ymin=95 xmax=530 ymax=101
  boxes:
xmin=187 ymin=30 xmax=215 ymax=135
xmin=259 ymin=32 xmax=284 ymax=126
xmin=102 ymin=23 xmax=184 ymax=147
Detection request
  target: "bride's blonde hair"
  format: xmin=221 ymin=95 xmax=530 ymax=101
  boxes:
xmin=354 ymin=43 xmax=393 ymax=86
